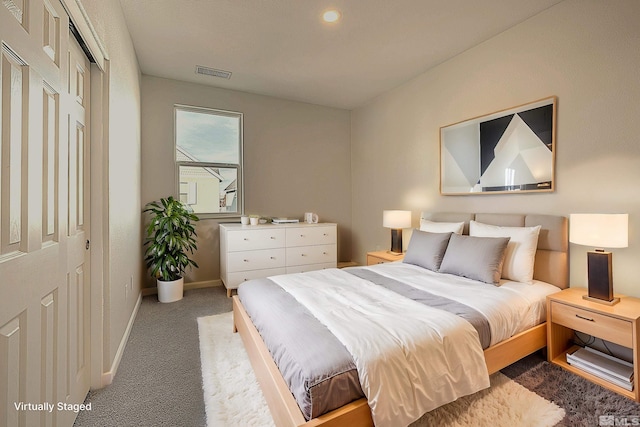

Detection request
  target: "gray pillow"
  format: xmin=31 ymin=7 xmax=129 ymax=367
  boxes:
xmin=403 ymin=230 xmax=452 ymax=271
xmin=439 ymin=234 xmax=510 ymax=284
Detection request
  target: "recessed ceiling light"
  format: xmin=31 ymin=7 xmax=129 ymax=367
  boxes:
xmin=322 ymin=9 xmax=341 ymax=24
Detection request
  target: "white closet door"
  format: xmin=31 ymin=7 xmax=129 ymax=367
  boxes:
xmin=0 ymin=2 xmax=91 ymax=426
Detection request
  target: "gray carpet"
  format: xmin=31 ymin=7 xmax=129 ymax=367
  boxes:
xmin=74 ymin=286 xmax=640 ymax=427
xmin=74 ymin=286 xmax=231 ymax=427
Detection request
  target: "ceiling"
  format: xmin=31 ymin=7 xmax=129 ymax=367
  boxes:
xmin=119 ymin=0 xmax=564 ymax=110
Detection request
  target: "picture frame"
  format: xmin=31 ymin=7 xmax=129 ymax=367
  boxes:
xmin=440 ymin=96 xmax=557 ymax=195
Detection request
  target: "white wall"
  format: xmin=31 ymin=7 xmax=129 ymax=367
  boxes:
xmin=80 ymin=0 xmax=142 ymax=371
xmin=141 ymin=76 xmax=352 ymax=287
xmin=351 ymin=0 xmax=640 ymax=296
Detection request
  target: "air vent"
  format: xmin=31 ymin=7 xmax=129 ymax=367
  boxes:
xmin=195 ymin=65 xmax=232 ymax=79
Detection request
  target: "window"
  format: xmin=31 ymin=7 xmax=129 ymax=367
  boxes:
xmin=175 ymin=105 xmax=243 ymax=217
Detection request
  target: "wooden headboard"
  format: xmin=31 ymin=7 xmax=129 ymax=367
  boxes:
xmin=420 ymin=212 xmax=569 ymax=289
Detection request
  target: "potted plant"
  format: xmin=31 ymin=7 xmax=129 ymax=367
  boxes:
xmin=143 ymin=196 xmax=199 ymax=303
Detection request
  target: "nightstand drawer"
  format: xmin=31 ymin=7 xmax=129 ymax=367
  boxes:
xmin=366 ymin=251 xmax=405 ymax=266
xmin=367 ymin=255 xmax=388 ymax=265
xmin=551 ymin=301 xmax=633 ymax=347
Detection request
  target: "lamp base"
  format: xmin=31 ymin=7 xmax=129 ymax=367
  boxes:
xmin=587 ymin=250 xmax=614 ymax=302
xmin=582 ymin=294 xmax=620 ymax=306
xmin=389 ymin=228 xmax=403 ymax=255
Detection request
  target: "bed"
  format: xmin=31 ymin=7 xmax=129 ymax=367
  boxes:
xmin=232 ymin=212 xmax=568 ymax=427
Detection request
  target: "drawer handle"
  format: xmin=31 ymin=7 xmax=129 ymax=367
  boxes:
xmin=323 ymin=233 xmax=328 ymax=236
xmin=243 ymin=238 xmax=249 ymax=241
xmin=270 ymin=257 xmax=276 ymax=259
xmin=575 ymin=314 xmax=595 ymax=322
xmin=323 ymin=252 xmax=327 ymax=255
xmin=270 ymin=236 xmax=276 ymax=239
xmin=301 ymin=254 xmax=307 ymax=257
xmin=243 ymin=259 xmax=249 ymax=262
xmin=300 ymin=234 xmax=305 ymax=237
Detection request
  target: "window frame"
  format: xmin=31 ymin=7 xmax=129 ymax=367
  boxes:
xmin=174 ymin=104 xmax=244 ymax=219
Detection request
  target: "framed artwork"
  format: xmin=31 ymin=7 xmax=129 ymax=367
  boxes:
xmin=440 ymin=96 xmax=557 ymax=195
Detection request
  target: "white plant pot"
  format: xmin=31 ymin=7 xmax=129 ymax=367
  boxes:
xmin=157 ymin=277 xmax=184 ymax=303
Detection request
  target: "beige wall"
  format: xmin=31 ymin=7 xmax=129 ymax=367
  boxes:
xmin=141 ymin=76 xmax=352 ymax=288
xmin=81 ymin=0 xmax=142 ymax=369
xmin=351 ymin=0 xmax=640 ymax=296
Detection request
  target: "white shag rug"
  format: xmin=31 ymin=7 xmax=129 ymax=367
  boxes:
xmin=198 ymin=312 xmax=565 ymax=427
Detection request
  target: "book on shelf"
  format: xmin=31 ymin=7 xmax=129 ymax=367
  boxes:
xmin=566 ymin=346 xmax=634 ymax=391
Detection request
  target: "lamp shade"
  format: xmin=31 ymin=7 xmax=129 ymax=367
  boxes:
xmin=569 ymin=214 xmax=628 ymax=248
xmin=383 ymin=210 xmax=411 ymax=229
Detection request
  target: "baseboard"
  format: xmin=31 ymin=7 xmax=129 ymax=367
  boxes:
xmin=185 ymin=279 xmax=223 ymax=290
xmin=141 ymin=279 xmax=222 ymax=296
xmin=100 ymin=292 xmax=142 ymax=386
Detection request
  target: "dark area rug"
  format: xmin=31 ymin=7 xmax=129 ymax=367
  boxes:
xmin=502 ymin=352 xmax=640 ymax=426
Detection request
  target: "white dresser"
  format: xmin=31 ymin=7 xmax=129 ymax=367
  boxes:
xmin=219 ymin=223 xmax=337 ymax=296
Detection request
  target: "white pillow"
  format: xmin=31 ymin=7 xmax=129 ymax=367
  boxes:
xmin=469 ymin=220 xmax=541 ymax=284
xmin=420 ymin=219 xmax=464 ymax=234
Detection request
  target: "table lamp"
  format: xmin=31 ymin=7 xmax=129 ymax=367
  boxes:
xmin=569 ymin=213 xmax=628 ymax=305
xmin=383 ymin=210 xmax=411 ymax=255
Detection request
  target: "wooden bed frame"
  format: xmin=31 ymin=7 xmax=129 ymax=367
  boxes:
xmin=232 ymin=213 xmax=569 ymax=427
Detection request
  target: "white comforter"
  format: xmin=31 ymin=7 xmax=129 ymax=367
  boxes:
xmin=369 ymin=262 xmax=560 ymax=346
xmin=270 ymin=267 xmax=491 ymax=427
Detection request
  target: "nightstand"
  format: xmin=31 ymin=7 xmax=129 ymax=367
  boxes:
xmin=547 ymin=288 xmax=640 ymax=401
xmin=366 ymin=250 xmax=404 ymax=266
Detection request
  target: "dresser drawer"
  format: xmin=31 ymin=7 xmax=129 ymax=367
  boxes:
xmin=550 ymin=301 xmax=633 ymax=347
xmin=227 ymin=248 xmax=286 ymax=272
xmin=286 ymin=244 xmax=336 ymax=267
xmin=226 ymin=228 xmax=286 ymax=252
xmin=286 ymin=226 xmax=336 ymax=247
xmin=226 ymin=268 xmax=287 ymax=288
xmin=286 ymin=262 xmax=336 ymax=275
